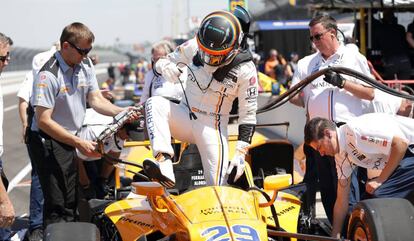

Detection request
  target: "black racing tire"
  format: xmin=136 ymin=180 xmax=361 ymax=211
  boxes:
xmin=347 ymin=198 xmax=414 ymax=241
xmin=94 ymin=213 xmax=122 ymax=241
xmin=44 ymin=222 xmax=100 ymax=241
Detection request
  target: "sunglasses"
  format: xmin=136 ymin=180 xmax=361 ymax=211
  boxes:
xmin=309 ymin=30 xmax=330 ymax=42
xmin=0 ymin=52 xmax=10 ymax=63
xmin=67 ymin=41 xmax=92 ymax=56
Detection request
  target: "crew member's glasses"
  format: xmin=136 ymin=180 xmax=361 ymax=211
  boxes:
xmin=67 ymin=41 xmax=92 ymax=56
xmin=0 ymin=52 xmax=10 ymax=63
xmin=309 ymin=30 xmax=329 ymax=42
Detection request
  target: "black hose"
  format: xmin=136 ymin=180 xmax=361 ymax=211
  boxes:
xmin=176 ymin=62 xmax=199 ymax=120
xmin=254 ymin=66 xmax=414 ymax=115
xmin=102 ymin=153 xmax=143 ymax=169
xmin=247 ymin=186 xmax=281 ymax=229
xmin=102 ymin=153 xmax=150 ymax=182
xmin=333 ymin=66 xmax=414 ymax=100
xmin=171 ymin=62 xmax=414 ymax=117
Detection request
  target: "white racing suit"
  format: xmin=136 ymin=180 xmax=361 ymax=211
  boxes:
xmin=146 ymin=39 xmax=258 ymax=186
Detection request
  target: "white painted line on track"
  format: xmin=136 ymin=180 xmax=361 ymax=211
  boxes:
xmin=4 ymin=104 xmax=18 ymax=112
xmin=7 ymin=163 xmax=32 ymax=193
xmin=11 ymin=228 xmax=27 ymax=241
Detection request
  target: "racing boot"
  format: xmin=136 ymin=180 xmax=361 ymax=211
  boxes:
xmin=143 ymin=153 xmax=175 ymax=188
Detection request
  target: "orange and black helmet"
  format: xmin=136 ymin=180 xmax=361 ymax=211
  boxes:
xmin=196 ymin=10 xmax=242 ymax=67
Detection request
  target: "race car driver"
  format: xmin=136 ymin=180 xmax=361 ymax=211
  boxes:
xmin=143 ymin=9 xmax=258 ymax=188
xmin=304 ymin=113 xmax=414 ymax=238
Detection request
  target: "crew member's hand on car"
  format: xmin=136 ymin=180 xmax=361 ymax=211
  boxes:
xmin=324 ymin=70 xmax=345 ymax=88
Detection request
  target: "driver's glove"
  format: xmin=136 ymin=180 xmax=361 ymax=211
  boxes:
xmin=323 ymin=70 xmax=346 ymax=88
xmin=227 ymin=141 xmax=249 ymax=182
xmin=156 ymin=58 xmax=181 ymax=83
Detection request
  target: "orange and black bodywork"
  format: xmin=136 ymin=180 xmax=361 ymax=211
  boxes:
xmin=104 ymin=177 xmax=300 ymax=241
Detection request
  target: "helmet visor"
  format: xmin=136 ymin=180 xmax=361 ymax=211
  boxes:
xmin=198 ymin=49 xmax=226 ymax=66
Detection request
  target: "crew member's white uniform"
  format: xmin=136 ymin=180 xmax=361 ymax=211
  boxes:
xmin=336 ymin=113 xmax=414 ymax=179
xmin=140 ymin=70 xmax=183 ymax=103
xmin=17 ymin=72 xmax=34 ymax=105
xmin=344 ymin=43 xmax=404 ymax=115
xmin=32 ymin=45 xmax=58 ymax=75
xmin=291 ymin=44 xmax=373 ymax=122
xmin=147 ymin=38 xmax=258 ymax=185
xmin=76 ymin=109 xmax=127 ymax=161
xmin=19 ymin=47 xmax=57 ymax=104
xmin=292 ymin=44 xmax=375 ymax=223
xmin=363 ymin=89 xmax=403 ymax=115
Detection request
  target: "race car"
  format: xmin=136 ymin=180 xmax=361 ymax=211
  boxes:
xmin=44 ymin=127 xmax=414 ymax=241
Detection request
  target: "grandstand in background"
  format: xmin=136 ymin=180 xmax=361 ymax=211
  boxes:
xmin=5 ymin=47 xmax=129 ymax=72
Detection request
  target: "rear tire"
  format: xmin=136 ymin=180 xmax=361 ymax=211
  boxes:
xmin=347 ymin=198 xmax=414 ymax=241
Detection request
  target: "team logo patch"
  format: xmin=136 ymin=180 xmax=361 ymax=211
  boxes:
xmin=225 ymin=73 xmax=237 ymax=83
xmin=40 ymin=74 xmax=47 ymax=80
xmin=361 ymin=135 xmax=388 ymax=147
xmin=222 ymin=79 xmax=236 ymax=89
xmin=373 ymin=158 xmax=384 ymax=170
xmin=249 ymin=76 xmax=256 ymax=85
xmin=311 ymin=80 xmax=330 ymax=89
xmin=146 ymin=98 xmax=155 ymax=140
xmin=191 ymin=107 xmax=207 ymax=115
xmin=246 ymin=86 xmax=257 ymax=97
xmin=348 ymin=142 xmax=366 ymax=161
xmin=60 ymin=86 xmax=70 ymax=93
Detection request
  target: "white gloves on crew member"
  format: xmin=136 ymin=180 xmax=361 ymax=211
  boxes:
xmin=156 ymin=58 xmax=181 ymax=83
xmin=227 ymin=140 xmax=250 ymax=182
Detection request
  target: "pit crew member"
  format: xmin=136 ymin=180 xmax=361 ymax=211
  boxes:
xmin=304 ymin=113 xmax=414 ymax=238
